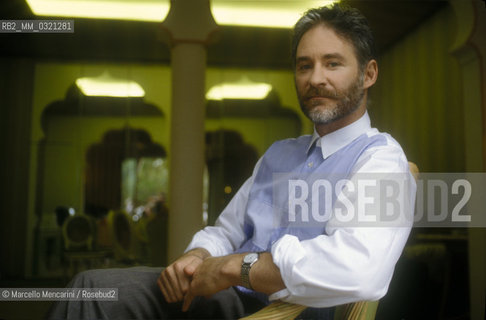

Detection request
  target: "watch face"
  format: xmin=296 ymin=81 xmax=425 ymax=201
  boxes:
xmin=244 ymin=253 xmax=259 ymax=264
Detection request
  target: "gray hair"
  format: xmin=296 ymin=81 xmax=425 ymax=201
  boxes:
xmin=291 ymin=3 xmax=376 ymax=72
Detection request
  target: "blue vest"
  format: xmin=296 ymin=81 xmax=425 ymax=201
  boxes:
xmin=236 ymin=132 xmax=388 ymax=254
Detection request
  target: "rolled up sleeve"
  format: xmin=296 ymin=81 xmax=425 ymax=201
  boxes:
xmin=270 ymin=144 xmax=416 ymax=307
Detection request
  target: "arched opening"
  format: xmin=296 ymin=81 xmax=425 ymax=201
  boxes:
xmin=35 ymin=83 xmax=167 ymax=277
xmin=84 ymin=127 xmax=167 ymax=217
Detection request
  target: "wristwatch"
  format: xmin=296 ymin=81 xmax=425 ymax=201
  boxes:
xmin=241 ymin=252 xmax=260 ymax=290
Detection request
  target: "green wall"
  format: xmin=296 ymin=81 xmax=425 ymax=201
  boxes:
xmin=27 ymin=62 xmax=304 ymax=276
xmin=370 ymin=4 xmax=464 ymax=173
xmin=33 ymin=62 xmax=303 ymax=219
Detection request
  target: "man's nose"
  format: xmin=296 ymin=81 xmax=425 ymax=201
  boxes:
xmin=309 ymin=65 xmax=328 ymax=87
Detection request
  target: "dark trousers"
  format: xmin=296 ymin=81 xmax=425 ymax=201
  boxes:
xmin=46 ymin=266 xmax=334 ymax=320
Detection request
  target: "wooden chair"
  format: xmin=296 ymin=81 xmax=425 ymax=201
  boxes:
xmin=241 ymin=162 xmax=419 ymax=320
xmin=240 ymin=299 xmax=379 ymax=320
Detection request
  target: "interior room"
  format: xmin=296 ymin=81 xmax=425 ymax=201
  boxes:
xmin=1 ymin=0 xmax=485 ymax=319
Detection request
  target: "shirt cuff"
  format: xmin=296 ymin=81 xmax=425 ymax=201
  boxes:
xmin=269 ymin=288 xmax=290 ymax=301
xmin=184 ymin=231 xmax=224 ymax=257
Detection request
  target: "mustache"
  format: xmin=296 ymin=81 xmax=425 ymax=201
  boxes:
xmin=304 ymin=87 xmax=340 ymax=99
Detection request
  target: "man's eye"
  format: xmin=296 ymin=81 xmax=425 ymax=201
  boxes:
xmin=327 ymin=62 xmax=340 ymax=68
xmin=298 ymin=64 xmax=311 ymax=71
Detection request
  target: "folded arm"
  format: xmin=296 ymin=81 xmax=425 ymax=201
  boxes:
xmin=270 ymin=145 xmax=416 ymax=307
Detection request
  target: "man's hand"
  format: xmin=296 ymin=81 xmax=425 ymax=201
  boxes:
xmin=160 ymin=250 xmax=286 ymax=312
xmin=157 ymin=248 xmax=210 ymax=304
xmin=182 ymin=254 xmax=243 ymax=312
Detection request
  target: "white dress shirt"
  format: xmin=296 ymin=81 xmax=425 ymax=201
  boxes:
xmin=186 ymin=112 xmax=416 ymax=307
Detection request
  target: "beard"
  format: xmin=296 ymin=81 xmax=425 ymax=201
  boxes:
xmin=297 ymin=75 xmax=365 ymax=125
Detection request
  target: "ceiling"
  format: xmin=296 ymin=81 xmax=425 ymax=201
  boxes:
xmin=0 ymin=0 xmax=447 ymax=69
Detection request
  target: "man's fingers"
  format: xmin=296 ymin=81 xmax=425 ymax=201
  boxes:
xmin=159 ymin=274 xmax=177 ymax=303
xmin=157 ymin=253 xmax=205 ymax=307
xmin=173 ymin=262 xmax=191 ymax=296
xmin=177 ymin=272 xmax=191 ymax=295
xmin=183 ymin=258 xmax=200 ymax=277
xmin=157 ymin=276 xmax=171 ymax=303
xmin=182 ymin=292 xmax=194 ymax=312
xmin=168 ymin=267 xmax=185 ymax=301
xmin=178 ymin=256 xmax=203 ymax=294
xmin=159 ymin=268 xmax=183 ymax=302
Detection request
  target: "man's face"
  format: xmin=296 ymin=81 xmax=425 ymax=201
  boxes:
xmin=295 ymin=24 xmax=365 ymax=125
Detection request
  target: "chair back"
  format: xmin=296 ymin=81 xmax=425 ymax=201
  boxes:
xmin=62 ymin=214 xmax=94 ymax=250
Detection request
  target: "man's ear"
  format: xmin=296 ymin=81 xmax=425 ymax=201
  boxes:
xmin=362 ymin=59 xmax=378 ymax=90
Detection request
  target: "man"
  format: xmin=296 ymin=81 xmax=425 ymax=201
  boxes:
xmin=48 ymin=3 xmax=415 ymax=319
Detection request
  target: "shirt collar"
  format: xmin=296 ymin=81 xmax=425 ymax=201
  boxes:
xmin=306 ymin=111 xmax=371 ymax=159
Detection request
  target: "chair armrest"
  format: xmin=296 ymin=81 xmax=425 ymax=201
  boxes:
xmin=240 ymin=301 xmax=306 ymax=320
xmin=240 ymin=300 xmax=379 ymax=320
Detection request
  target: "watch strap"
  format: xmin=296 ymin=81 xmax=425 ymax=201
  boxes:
xmin=241 ymin=263 xmax=252 ymax=289
xmin=241 ymin=253 xmax=259 ymax=290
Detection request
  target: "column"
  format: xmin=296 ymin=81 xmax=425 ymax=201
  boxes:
xmin=160 ymin=0 xmax=218 ymax=262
